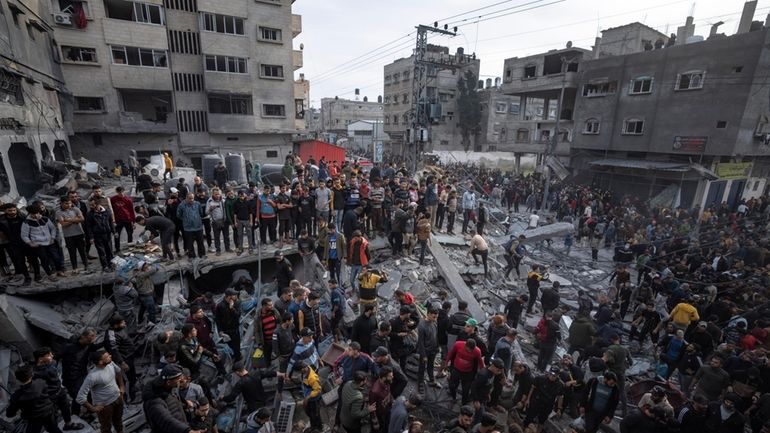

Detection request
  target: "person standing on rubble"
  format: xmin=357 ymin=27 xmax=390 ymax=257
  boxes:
xmin=606 ymin=332 xmax=633 ymax=416
xmin=461 ymin=185 xmax=477 ymax=235
xmin=215 ymin=288 xmax=242 ymax=362
xmin=6 ymin=365 xmax=65 ymax=433
xmin=56 ymin=196 xmax=88 ymax=273
xmin=535 ymin=311 xmax=561 ymax=371
xmin=0 ymin=204 xmax=32 ymax=284
xmin=135 ymin=214 xmax=176 ymax=261
xmin=526 ymin=265 xmax=548 ymax=314
xmin=86 ymin=198 xmax=115 ymax=273
xmin=177 ymin=193 xmax=206 ymax=260
xmin=468 ymin=230 xmax=489 ymax=279
xmin=445 ymin=190 xmax=458 ymax=235
xmin=522 ymin=366 xmax=565 ymax=428
xmin=76 ymin=350 xmax=125 ymax=433
xmin=59 ymin=328 xmax=99 ymax=416
xmin=415 ymin=212 xmax=432 ymax=265
xmin=220 ymin=361 xmax=284 ymax=412
xmin=445 ymin=338 xmax=485 ymax=404
xmin=389 ymin=200 xmax=406 ymax=255
xmin=142 ymin=365 xmax=200 ymax=433
xmin=416 ymin=308 xmax=441 ymax=392
xmin=134 ymin=261 xmax=159 ymax=324
xmin=110 ymin=186 xmax=135 ymax=253
xmin=504 ymin=294 xmax=528 ymax=329
xmin=298 ymin=228 xmax=324 ymax=289
xmin=254 ymin=297 xmax=281 ymax=367
xmin=347 ymin=229 xmax=370 ymax=291
xmin=206 ymin=188 xmax=230 ymax=256
xmin=322 ymin=223 xmax=346 ymax=285
xmin=32 ymin=348 xmax=85 ymax=432
xmin=103 ymin=315 xmax=137 ymax=402
xmin=21 ymin=204 xmax=64 ymax=281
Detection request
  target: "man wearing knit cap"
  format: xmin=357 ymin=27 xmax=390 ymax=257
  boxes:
xmin=142 ymin=364 xmax=204 ymax=433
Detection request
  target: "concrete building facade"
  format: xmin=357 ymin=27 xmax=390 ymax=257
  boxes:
xmin=0 ymin=0 xmax=71 ymax=200
xmin=383 ymin=45 xmax=480 ymax=153
xmin=319 ymin=96 xmax=384 ymax=137
xmin=500 ymin=47 xmax=591 ymax=164
xmin=572 ymin=20 xmax=770 ymax=209
xmin=294 ymin=72 xmax=309 ymax=131
xmin=52 ymin=0 xmax=303 ymax=168
xmin=345 ymin=120 xmax=388 ymax=155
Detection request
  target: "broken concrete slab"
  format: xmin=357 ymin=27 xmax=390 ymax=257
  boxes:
xmin=433 ymin=234 xmax=468 ymax=246
xmin=82 ymin=299 xmax=116 ymax=327
xmin=5 ymin=295 xmax=74 ymax=339
xmin=378 ymin=271 xmax=403 ymax=300
xmin=511 ymin=222 xmax=574 ymax=244
xmin=429 ymin=237 xmax=485 ymax=323
xmin=0 ymin=294 xmax=41 ymax=356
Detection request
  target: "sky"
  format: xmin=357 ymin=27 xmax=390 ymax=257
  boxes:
xmin=293 ymin=0 xmax=770 ymax=107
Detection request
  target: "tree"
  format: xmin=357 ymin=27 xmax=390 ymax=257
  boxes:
xmin=456 ymin=70 xmax=482 ymax=152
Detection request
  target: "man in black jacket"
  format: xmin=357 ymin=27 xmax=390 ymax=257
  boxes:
xmin=214 ymin=289 xmax=241 ymax=362
xmin=219 ymin=361 xmax=285 ymax=412
xmin=350 ymin=304 xmax=377 ymax=354
xmin=581 ymin=372 xmax=620 ymax=433
xmin=142 ymin=364 xmax=202 ymax=433
xmin=0 ymin=204 xmax=31 ymax=284
xmin=6 ymin=365 xmax=63 ymax=433
xmin=104 ymin=315 xmax=137 ymax=401
xmin=32 ymin=347 xmax=85 ymax=431
xmin=87 ymin=199 xmax=115 ymax=272
xmin=58 ymin=327 xmax=99 ymax=415
xmin=470 ymin=358 xmax=504 ymax=413
xmin=273 ymin=251 xmax=293 ymax=292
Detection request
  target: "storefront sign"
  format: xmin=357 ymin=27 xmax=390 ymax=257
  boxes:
xmin=716 ymin=162 xmax=753 ymax=180
xmin=672 ymin=136 xmax=707 ymax=152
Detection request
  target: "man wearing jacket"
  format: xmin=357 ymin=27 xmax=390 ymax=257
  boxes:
xmin=32 ymin=348 xmax=85 ymax=432
xmin=215 ymin=289 xmax=242 ymax=362
xmin=0 ymin=204 xmax=31 ymax=283
xmin=340 ymin=371 xmax=376 ymax=433
xmin=21 ymin=204 xmax=63 ymax=281
xmin=6 ymin=365 xmax=64 ymax=433
xmin=177 ymin=193 xmax=205 ymax=259
xmin=445 ymin=338 xmax=485 ymax=404
xmin=581 ymin=372 xmax=620 ymax=433
xmin=347 ymin=230 xmax=369 ymax=291
xmin=142 ymin=364 xmax=203 ymax=433
xmin=232 ymin=190 xmax=255 ymax=255
xmin=206 ymin=188 xmax=230 ymax=256
xmin=87 ymin=199 xmax=115 ymax=272
xmin=416 ymin=309 xmax=441 ymax=392
xmin=322 ymin=223 xmax=346 ymax=283
xmin=110 ymin=186 xmax=135 ymax=252
xmin=104 ymin=315 xmax=137 ymax=402
xmin=296 ymin=361 xmax=322 ymax=431
xmin=254 ymin=298 xmax=281 ymax=367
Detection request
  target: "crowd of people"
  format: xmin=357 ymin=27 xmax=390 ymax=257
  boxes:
xmin=4 ymin=153 xmax=770 ymax=433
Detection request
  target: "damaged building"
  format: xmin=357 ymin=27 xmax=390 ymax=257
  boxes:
xmin=0 ymin=0 xmax=72 ymax=202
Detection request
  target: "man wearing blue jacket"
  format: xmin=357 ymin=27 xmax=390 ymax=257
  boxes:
xmin=177 ymin=193 xmax=205 ymax=259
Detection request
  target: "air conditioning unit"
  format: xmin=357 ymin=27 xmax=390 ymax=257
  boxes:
xmin=53 ymin=13 xmax=72 ymax=26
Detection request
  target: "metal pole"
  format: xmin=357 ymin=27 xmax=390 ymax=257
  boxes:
xmin=541 ymin=58 xmax=568 ymax=212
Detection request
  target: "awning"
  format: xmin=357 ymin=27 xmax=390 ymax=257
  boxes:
xmin=589 ymin=158 xmax=720 ymax=179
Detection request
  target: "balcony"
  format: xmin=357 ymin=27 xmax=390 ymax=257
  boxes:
xmin=208 ymin=113 xmax=256 ymax=134
xmin=102 ymin=18 xmax=168 ymax=50
xmin=293 ymin=49 xmax=303 ymax=71
xmin=118 ymin=111 xmax=177 ymax=133
xmin=291 ymin=14 xmax=302 ymax=38
xmin=117 ymin=89 xmax=176 ymax=133
xmin=110 ymin=64 xmax=172 ymax=90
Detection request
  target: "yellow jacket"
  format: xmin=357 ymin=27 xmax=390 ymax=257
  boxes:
xmin=302 ymin=367 xmax=322 ymax=400
xmin=670 ymin=302 xmax=699 ymax=325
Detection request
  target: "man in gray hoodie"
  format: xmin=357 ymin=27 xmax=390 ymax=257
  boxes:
xmin=21 ymin=204 xmax=62 ymax=282
xmin=417 ymin=309 xmax=441 ymax=391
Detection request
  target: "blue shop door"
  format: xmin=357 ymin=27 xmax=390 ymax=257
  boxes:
xmin=704 ymin=181 xmax=727 ymax=209
xmin=726 ymin=180 xmax=746 ymax=210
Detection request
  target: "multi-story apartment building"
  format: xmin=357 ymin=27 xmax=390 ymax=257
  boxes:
xmin=52 ymin=0 xmax=303 ymax=168
xmin=383 ymin=45 xmax=480 ymax=153
xmin=477 ymin=85 xmax=519 ymax=152
xmin=500 ymin=46 xmax=591 ymax=165
xmin=294 ymin=72 xmax=309 ymax=131
xmin=572 ymin=5 xmax=770 ymax=210
xmin=319 ymin=96 xmax=384 ymax=137
xmin=1 ymin=0 xmax=71 ymax=200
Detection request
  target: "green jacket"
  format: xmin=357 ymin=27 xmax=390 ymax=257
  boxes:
xmin=567 ymin=316 xmax=596 ymax=348
xmin=322 ymin=230 xmax=347 ymax=262
xmin=340 ymin=381 xmax=369 ymax=430
xmin=224 ymin=196 xmax=236 ymax=225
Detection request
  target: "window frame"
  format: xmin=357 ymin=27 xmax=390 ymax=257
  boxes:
xmin=515 ymin=128 xmax=529 ymax=143
xmin=133 ymin=2 xmax=164 ymax=26
xmin=201 ymin=12 xmax=245 ymax=36
xmin=675 ymin=70 xmax=705 ymax=91
xmin=622 ymin=118 xmax=645 ymax=135
xmin=495 ymin=102 xmax=507 ymax=113
xmin=74 ymin=96 xmax=106 ymax=113
xmin=61 ymin=45 xmax=98 ymax=63
xmin=523 ymin=64 xmax=536 ymax=79
xmin=259 ymin=64 xmax=284 ymax=79
xmin=204 ymin=55 xmax=248 ymax=74
xmin=629 ymin=76 xmax=653 ymax=95
xmin=110 ymin=45 xmax=167 ymax=68
xmin=56 ymin=0 xmax=92 ymax=19
xmin=208 ymin=93 xmax=253 ymax=115
xmin=261 ymin=104 xmax=286 ymax=118
xmin=582 ymin=80 xmax=617 ymax=97
xmin=583 ymin=118 xmax=600 ymax=135
xmin=257 ymin=26 xmax=282 ymax=43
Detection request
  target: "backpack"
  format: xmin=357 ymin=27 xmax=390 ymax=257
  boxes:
xmin=534 ymin=317 xmax=548 ymax=342
xmin=502 ymin=237 xmax=516 ymax=254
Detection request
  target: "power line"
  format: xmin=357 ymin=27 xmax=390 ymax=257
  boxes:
xmin=310 ymin=32 xmax=415 ymax=81
xmin=445 ymin=0 xmax=552 ymax=26
xmin=435 ymin=0 xmax=518 ymax=22
xmin=454 ymin=0 xmax=567 ymax=28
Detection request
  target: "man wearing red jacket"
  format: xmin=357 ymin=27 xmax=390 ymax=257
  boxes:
xmin=444 ymin=338 xmax=485 ymax=404
xmin=110 ymin=186 xmax=135 ymax=252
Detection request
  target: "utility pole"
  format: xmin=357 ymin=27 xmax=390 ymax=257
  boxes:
xmin=409 ymin=23 xmax=458 ymax=173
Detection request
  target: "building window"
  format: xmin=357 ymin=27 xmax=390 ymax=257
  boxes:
xmin=133 ymin=2 xmax=164 ymax=25
xmin=515 ymin=128 xmax=529 ymax=142
xmin=262 ymin=104 xmax=285 ymax=117
xmin=204 ymin=55 xmax=247 ymax=73
xmin=675 ymin=71 xmax=705 ymax=90
xmin=56 ymin=0 xmax=91 ymax=19
xmin=384 ymin=96 xmax=390 ymax=104
xmin=393 ymin=73 xmax=400 ymax=82
xmin=74 ymin=96 xmax=105 ymax=112
xmin=583 ymin=118 xmax=600 ymax=134
xmin=384 ymin=116 xmax=390 ymax=125
xmin=202 ymin=13 xmax=244 ymax=35
xmin=208 ymin=93 xmax=253 ymax=115
xmin=523 ymin=65 xmax=536 ymax=78
xmin=716 ymin=120 xmax=727 ymax=129
xmin=733 ymin=66 xmax=743 ymax=73
xmin=111 ymin=46 xmax=167 ymax=67
xmin=505 ymin=68 xmax=511 ymax=78
xmin=622 ymin=118 xmax=644 ymax=135
xmin=403 ymin=71 xmax=410 ymax=81
xmin=266 ymin=150 xmax=278 ymax=158
xmin=402 ymin=93 xmax=408 ymax=103
xmin=510 ymin=103 xmax=520 ymax=114
xmin=258 ymin=26 xmax=282 ymax=42
xmin=495 ymin=102 xmax=507 ymax=113
xmin=0 ymin=70 xmax=24 ymax=105
xmin=260 ymin=64 xmax=284 ymax=79
xmin=62 ymin=46 xmax=97 ymax=63
xmin=629 ymin=76 xmax=653 ymax=95
xmin=164 ymin=0 xmax=197 ymax=13
xmin=393 ymin=115 xmax=399 ymax=125
xmin=583 ymin=81 xmax=617 ymax=97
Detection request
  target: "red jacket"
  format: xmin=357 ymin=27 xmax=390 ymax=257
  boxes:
xmin=446 ymin=340 xmax=484 ymax=373
xmin=110 ymin=195 xmax=135 ymax=223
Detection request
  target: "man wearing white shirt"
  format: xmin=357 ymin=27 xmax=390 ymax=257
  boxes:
xmin=528 ymin=211 xmax=540 ymax=229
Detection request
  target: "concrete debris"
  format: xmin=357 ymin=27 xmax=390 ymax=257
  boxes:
xmin=0 ymin=295 xmax=41 ymax=356
xmin=428 ymin=237 xmax=486 ymax=323
xmin=4 ymin=295 xmax=74 ymax=340
xmin=81 ymin=299 xmax=116 ymax=327
xmin=377 ymin=271 xmax=402 ymax=300
xmin=433 ymin=234 xmax=468 ymax=246
xmin=511 ymin=222 xmax=574 ymax=243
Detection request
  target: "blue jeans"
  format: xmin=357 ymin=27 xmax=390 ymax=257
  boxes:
xmin=138 ymin=294 xmax=157 ymax=323
xmin=349 ymin=264 xmax=362 ymax=291
xmin=418 ymin=239 xmax=428 ymax=264
xmin=335 ymin=209 xmax=344 ymax=231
